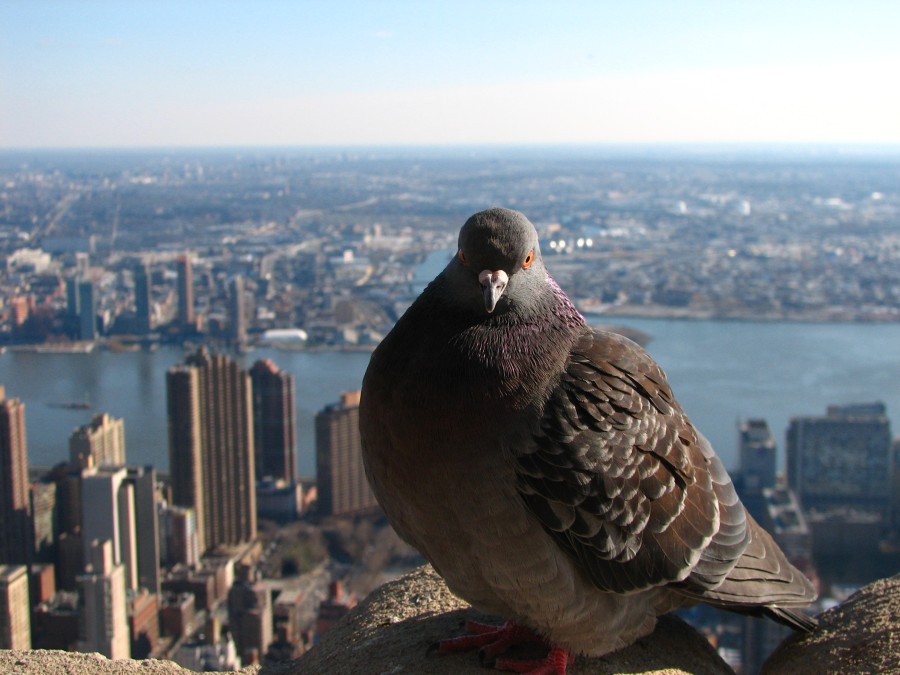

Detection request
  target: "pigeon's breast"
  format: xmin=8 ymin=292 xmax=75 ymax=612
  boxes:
xmin=362 ymin=398 xmax=674 ymax=654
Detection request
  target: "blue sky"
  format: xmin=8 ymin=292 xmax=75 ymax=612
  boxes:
xmin=2 ymin=1 xmax=899 ymax=148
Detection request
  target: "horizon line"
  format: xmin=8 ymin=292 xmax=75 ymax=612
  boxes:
xmin=4 ymin=140 xmax=900 ymax=157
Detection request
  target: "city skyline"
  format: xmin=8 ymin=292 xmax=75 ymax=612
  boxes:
xmin=0 ymin=143 xmax=897 ymax=667
xmin=3 ymin=1 xmax=900 ymax=148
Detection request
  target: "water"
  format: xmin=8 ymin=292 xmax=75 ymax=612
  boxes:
xmin=0 ymin=347 xmax=372 ymax=477
xmin=4 ymin=242 xmax=900 ymax=479
xmin=2 ymin=318 xmax=898 ymax=478
xmin=592 ymin=316 xmax=900 ymax=472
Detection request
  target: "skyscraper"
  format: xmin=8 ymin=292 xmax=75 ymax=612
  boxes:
xmin=69 ymin=413 xmax=126 ymax=469
xmin=249 ymin=359 xmax=296 ymax=483
xmin=230 ymin=275 xmax=247 ymax=347
xmin=228 ymin=567 xmax=273 ymax=665
xmin=738 ymin=418 xmax=777 ymax=495
xmin=73 ymin=463 xmax=159 ymax=596
xmin=176 ymin=254 xmax=195 ymax=330
xmin=167 ymin=348 xmax=257 ymax=555
xmin=31 ymin=479 xmax=57 ymax=563
xmin=159 ymin=505 xmax=200 ymax=568
xmin=125 ymin=466 xmax=161 ymax=596
xmin=786 ymin=402 xmax=892 ymax=514
xmin=66 ymin=277 xmax=80 ymax=318
xmin=0 ymin=387 xmax=33 ymax=565
xmin=133 ymin=263 xmax=152 ymax=334
xmin=77 ymin=539 xmax=130 ymax=659
xmin=50 ymin=460 xmax=85 ymax=591
xmin=0 ymin=565 xmax=31 ymax=649
xmin=81 ymin=466 xmax=139 ymax=592
xmin=315 ymin=391 xmax=377 ymax=516
xmin=77 ymin=279 xmax=96 ymax=341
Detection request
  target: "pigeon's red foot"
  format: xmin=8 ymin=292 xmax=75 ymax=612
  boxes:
xmin=435 ymin=620 xmax=571 ymax=674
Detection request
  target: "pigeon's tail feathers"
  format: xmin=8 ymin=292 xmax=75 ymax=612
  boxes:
xmin=696 ymin=601 xmax=818 ymax=632
xmin=761 ymin=605 xmax=818 ymax=632
xmin=679 ymin=512 xmax=817 ymax=629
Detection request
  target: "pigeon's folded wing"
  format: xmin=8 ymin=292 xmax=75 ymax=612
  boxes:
xmin=515 ymin=329 xmax=751 ymax=595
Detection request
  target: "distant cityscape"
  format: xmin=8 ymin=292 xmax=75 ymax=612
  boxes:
xmin=1 ymin=149 xmax=900 ymax=356
xmin=0 ymin=148 xmax=899 ymax=672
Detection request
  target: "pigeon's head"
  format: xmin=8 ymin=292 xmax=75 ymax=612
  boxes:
xmin=446 ymin=207 xmax=546 ymax=316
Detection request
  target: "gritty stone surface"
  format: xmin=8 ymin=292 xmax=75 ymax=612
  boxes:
xmin=0 ymin=650 xmax=260 ymax=674
xmin=273 ymin=565 xmax=733 ymax=675
xmin=762 ymin=573 xmax=900 ymax=674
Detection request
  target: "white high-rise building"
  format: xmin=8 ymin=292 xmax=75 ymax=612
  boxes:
xmin=81 ymin=467 xmax=138 ymax=591
xmin=77 ymin=539 xmax=130 ymax=659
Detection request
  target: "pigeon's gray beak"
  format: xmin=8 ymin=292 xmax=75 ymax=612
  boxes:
xmin=479 ymin=269 xmax=508 ymax=313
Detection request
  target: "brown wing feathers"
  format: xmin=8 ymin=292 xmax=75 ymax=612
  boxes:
xmin=517 ymin=330 xmax=721 ymax=592
xmin=517 ymin=329 xmax=815 ymax=619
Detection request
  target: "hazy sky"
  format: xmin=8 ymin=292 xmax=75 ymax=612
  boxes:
xmin=2 ymin=1 xmax=899 ymax=148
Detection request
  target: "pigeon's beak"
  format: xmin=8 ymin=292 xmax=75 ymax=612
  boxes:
xmin=478 ymin=269 xmax=508 ymax=313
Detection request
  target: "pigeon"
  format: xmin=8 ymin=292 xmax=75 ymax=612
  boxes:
xmin=359 ymin=207 xmax=816 ymax=673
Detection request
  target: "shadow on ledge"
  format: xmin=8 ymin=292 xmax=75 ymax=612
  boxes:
xmin=268 ymin=565 xmax=733 ymax=675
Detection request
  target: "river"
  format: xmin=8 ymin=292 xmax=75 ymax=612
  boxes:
xmin=2 ymin=316 xmax=898 ymax=478
xmin=3 ymin=247 xmax=899 ymax=477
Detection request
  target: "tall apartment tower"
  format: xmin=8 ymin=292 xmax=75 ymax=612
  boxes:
xmin=133 ymin=263 xmax=152 ymax=334
xmin=66 ymin=277 xmax=80 ymax=318
xmin=0 ymin=565 xmax=31 ymax=649
xmin=46 ymin=463 xmax=83 ymax=591
xmin=69 ymin=413 xmax=126 ymax=469
xmin=167 ymin=348 xmax=257 ymax=555
xmin=78 ymin=539 xmax=130 ymax=659
xmin=315 ymin=391 xmax=377 ymax=516
xmin=249 ymin=359 xmax=296 ymax=483
xmin=0 ymin=387 xmax=33 ymax=565
xmin=176 ymin=254 xmax=195 ymax=330
xmin=786 ymin=402 xmax=892 ymax=514
xmin=78 ymin=279 xmax=97 ymax=341
xmin=230 ymin=275 xmax=247 ymax=347
xmin=738 ymin=418 xmax=777 ymax=495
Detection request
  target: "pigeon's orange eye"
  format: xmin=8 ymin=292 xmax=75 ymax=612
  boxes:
xmin=458 ymin=249 xmax=467 ymax=265
xmin=522 ymin=250 xmax=534 ymax=269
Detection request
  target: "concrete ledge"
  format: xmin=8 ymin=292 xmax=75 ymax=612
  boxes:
xmin=763 ymin=573 xmax=900 ymax=674
xmin=275 ymin=565 xmax=733 ymax=675
xmin=0 ymin=650 xmax=260 ymax=674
